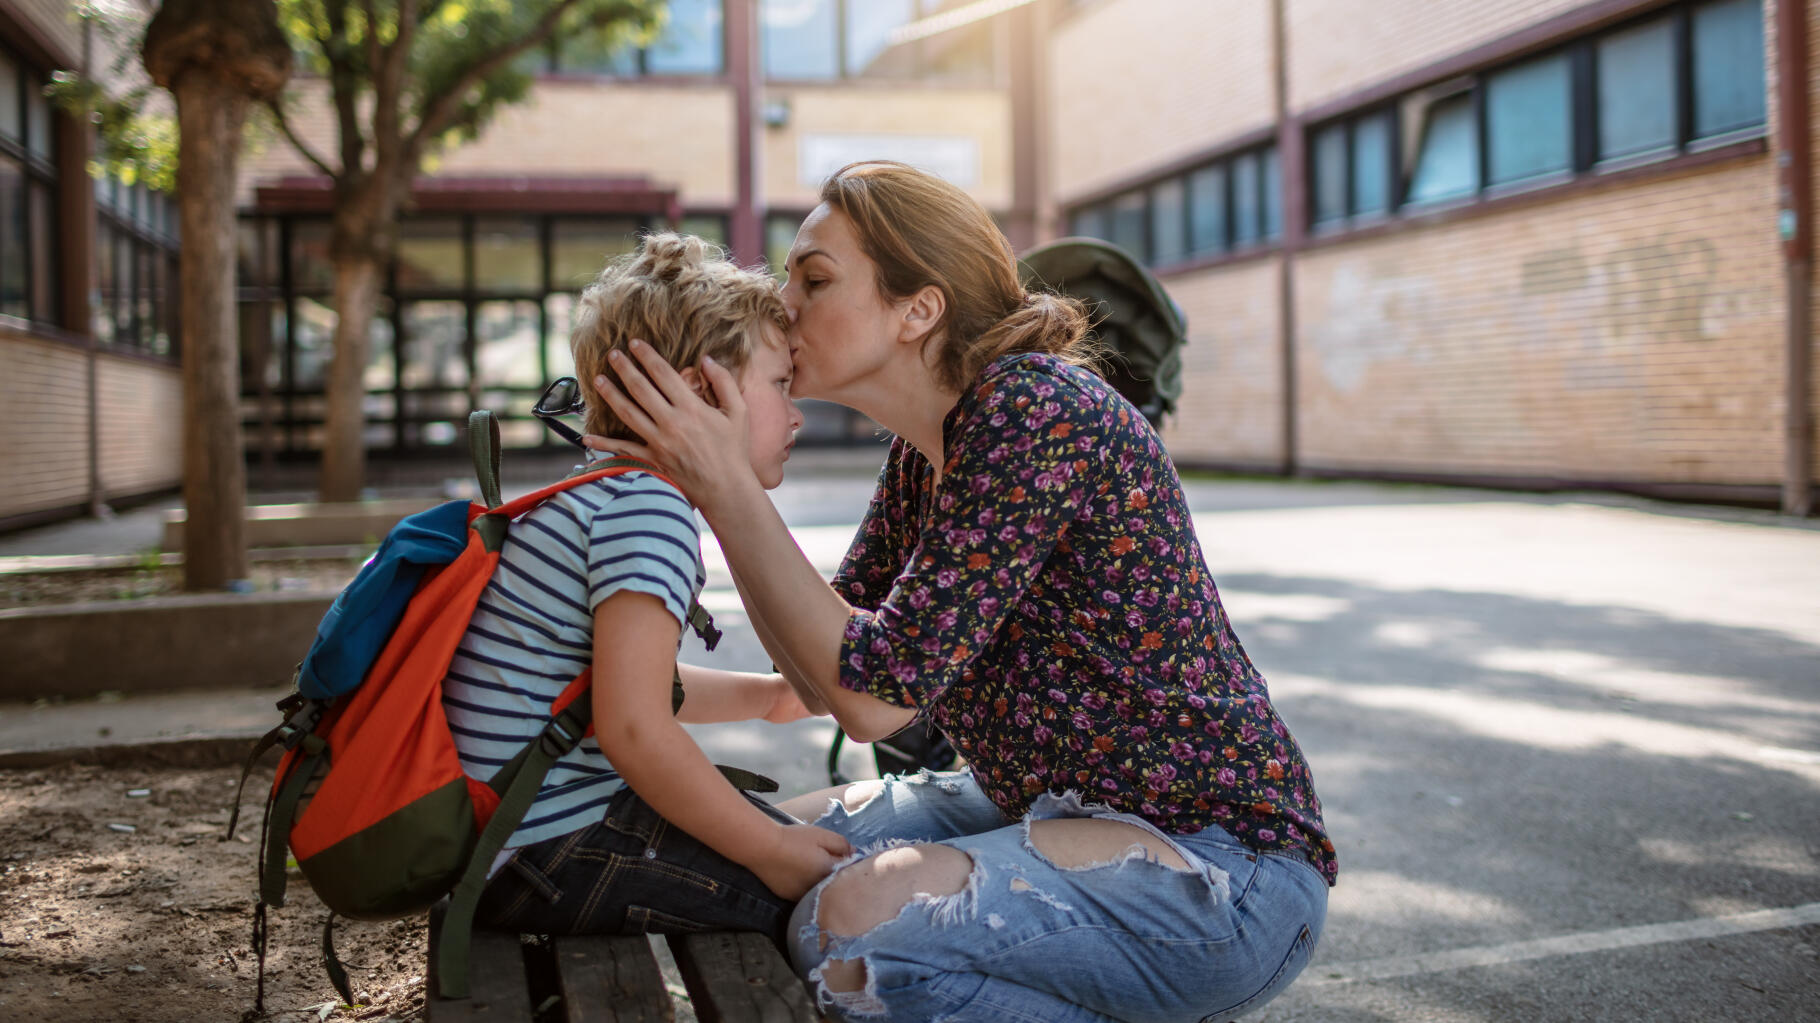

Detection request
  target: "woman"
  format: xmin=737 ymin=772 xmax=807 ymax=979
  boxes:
xmin=591 ymin=161 xmax=1336 ymax=1023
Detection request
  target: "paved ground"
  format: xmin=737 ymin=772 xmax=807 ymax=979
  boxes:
xmin=2 ymin=452 xmax=1817 ymax=1020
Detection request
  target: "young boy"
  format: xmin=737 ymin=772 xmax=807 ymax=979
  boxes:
xmin=442 ymin=234 xmax=848 ymax=941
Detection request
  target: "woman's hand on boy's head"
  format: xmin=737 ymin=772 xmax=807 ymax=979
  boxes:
xmin=588 ymin=338 xmax=758 ymax=516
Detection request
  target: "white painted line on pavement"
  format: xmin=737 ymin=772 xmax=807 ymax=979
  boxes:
xmin=1310 ymin=902 xmax=1820 ymax=986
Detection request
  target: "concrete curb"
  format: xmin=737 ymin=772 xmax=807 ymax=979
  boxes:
xmin=0 ymin=591 xmax=333 ymax=701
xmin=0 ymin=734 xmax=279 ymax=770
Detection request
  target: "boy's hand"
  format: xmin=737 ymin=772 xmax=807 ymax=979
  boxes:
xmin=762 ymin=675 xmax=818 ymax=723
xmin=747 ymin=823 xmax=851 ymax=900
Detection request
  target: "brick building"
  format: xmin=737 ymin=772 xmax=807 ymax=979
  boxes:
xmin=1057 ymin=0 xmax=1812 ymax=511
xmin=1 ymin=0 xmax=1813 ymax=529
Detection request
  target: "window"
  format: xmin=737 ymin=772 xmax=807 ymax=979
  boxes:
xmin=1405 ymin=91 xmax=1478 ymax=205
xmin=1597 ymin=16 xmax=1677 ymax=160
xmin=764 ymin=0 xmax=995 ymax=83
xmin=763 ymin=0 xmax=839 ymax=79
xmin=541 ymin=0 xmax=726 ymax=76
xmin=1692 ymin=0 xmax=1766 ymax=138
xmin=0 ymin=46 xmax=61 ymax=330
xmin=1307 ymin=0 xmax=1765 ymax=232
xmin=241 ymin=211 xmax=689 ymax=455
xmin=1486 ymin=53 xmax=1572 ymax=185
xmin=765 ymin=213 xmax=801 ymax=272
xmin=1149 ymin=178 xmax=1185 ymax=267
xmin=1187 ymin=164 xmax=1227 ymax=256
xmin=1065 ymin=143 xmax=1279 ymax=269
xmin=1108 ymin=190 xmax=1146 ymax=259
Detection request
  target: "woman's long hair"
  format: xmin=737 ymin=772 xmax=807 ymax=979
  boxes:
xmin=819 ymin=161 xmax=1097 ymax=392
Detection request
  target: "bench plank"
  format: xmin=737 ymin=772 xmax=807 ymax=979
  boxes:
xmin=666 ymin=932 xmax=819 ymax=1023
xmin=554 ymin=934 xmax=674 ymax=1022
xmin=425 ymin=905 xmax=536 ymax=1023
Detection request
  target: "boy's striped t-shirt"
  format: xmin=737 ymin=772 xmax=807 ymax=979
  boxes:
xmin=441 ymin=467 xmax=705 ymax=849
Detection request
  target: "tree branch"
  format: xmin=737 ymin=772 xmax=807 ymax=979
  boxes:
xmin=267 ymin=97 xmax=338 ymax=178
xmin=322 ymin=0 xmax=367 ymax=177
xmin=404 ymin=0 xmax=607 ymax=160
xmin=371 ymin=0 xmax=415 ymax=178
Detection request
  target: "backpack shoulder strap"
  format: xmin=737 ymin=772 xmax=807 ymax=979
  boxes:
xmin=467 ymin=411 xmax=503 ymax=509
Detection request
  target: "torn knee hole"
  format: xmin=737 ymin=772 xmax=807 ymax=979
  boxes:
xmin=1027 ymin=817 xmax=1193 ymax=871
xmin=820 ymin=957 xmax=868 ymax=993
xmin=840 ymin=779 xmax=885 ymax=812
xmin=817 ymin=844 xmax=976 ymax=937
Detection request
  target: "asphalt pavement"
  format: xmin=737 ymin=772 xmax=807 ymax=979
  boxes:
xmin=2 ymin=452 xmax=1816 ymax=1020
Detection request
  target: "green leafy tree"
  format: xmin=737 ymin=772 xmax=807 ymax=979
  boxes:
xmin=63 ymin=0 xmax=666 ymax=503
xmin=269 ymin=0 xmax=663 ymax=500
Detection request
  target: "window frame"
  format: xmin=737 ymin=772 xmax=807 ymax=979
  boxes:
xmin=761 ymin=0 xmax=999 ymax=86
xmin=1060 ymin=139 xmax=1283 ymax=274
xmin=1304 ymin=0 xmax=1768 ymax=234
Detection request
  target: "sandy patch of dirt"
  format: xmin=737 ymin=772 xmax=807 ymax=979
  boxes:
xmin=0 ymin=763 xmax=426 ymax=1022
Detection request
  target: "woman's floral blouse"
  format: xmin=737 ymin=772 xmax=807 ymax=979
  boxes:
xmin=836 ymin=352 xmax=1337 ymax=883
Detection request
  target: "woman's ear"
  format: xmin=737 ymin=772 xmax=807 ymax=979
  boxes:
xmin=897 ymin=284 xmax=946 ymax=346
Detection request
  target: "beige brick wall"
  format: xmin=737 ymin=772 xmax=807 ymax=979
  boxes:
xmin=241 ymin=80 xmax=739 ymax=208
xmin=1286 ymin=0 xmax=1593 ymax=111
xmin=1293 ymin=156 xmax=1784 ymax=485
xmin=760 ymin=87 xmax=1013 ymax=211
xmin=0 ymin=334 xmax=90 ymax=520
xmin=1049 ymin=0 xmax=1276 ymax=203
xmin=1157 ymin=258 xmax=1286 ymax=466
xmin=96 ymin=352 xmax=183 ymax=501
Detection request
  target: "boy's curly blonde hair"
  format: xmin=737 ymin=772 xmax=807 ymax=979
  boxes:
xmin=572 ymin=233 xmax=788 ymax=441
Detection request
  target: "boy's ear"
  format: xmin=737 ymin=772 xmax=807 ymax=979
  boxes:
xmin=897 ymin=284 xmax=946 ymax=346
xmin=678 ymin=364 xmax=720 ymax=408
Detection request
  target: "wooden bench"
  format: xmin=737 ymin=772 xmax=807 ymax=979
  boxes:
xmin=425 ymin=904 xmax=823 ymax=1022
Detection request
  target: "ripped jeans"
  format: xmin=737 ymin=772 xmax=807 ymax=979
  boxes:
xmin=789 ymin=769 xmax=1328 ymax=1023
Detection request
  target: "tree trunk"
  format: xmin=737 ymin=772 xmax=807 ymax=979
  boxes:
xmin=173 ymin=74 xmax=251 ymax=590
xmin=318 ymin=235 xmax=385 ymax=502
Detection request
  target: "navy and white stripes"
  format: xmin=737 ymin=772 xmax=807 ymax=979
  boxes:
xmin=442 ymin=469 xmax=705 ymax=849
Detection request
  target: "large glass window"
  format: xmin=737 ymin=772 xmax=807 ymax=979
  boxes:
xmin=1187 ymin=164 xmax=1227 ymax=256
xmin=1311 ymin=122 xmax=1348 ymax=227
xmin=763 ymin=0 xmax=839 ymax=79
xmin=0 ymin=48 xmax=61 ymax=330
xmin=1405 ymin=92 xmax=1478 ymax=205
xmin=395 ymin=219 xmax=466 ymax=292
xmin=1108 ymin=190 xmax=1146 ymax=260
xmin=1149 ymin=178 xmax=1185 ymax=267
xmin=0 ymin=155 xmax=24 ymax=320
xmin=549 ymin=0 xmax=724 ymax=75
xmin=764 ymin=0 xmax=994 ymax=82
xmin=765 ymin=213 xmax=802 ymax=273
xmin=1692 ymin=0 xmax=1765 ymax=139
xmin=552 ymin=217 xmax=642 ymax=288
xmin=1230 ymin=151 xmax=1261 ymax=247
xmin=1307 ymin=0 xmax=1765 ymax=234
xmin=647 ymin=0 xmax=725 ymax=74
xmin=474 ymin=218 xmax=540 ymax=293
xmin=1597 ymin=17 xmax=1677 ymax=160
xmin=1487 ymin=53 xmax=1572 ymax=185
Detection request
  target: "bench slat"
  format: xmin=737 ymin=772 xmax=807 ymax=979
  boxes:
xmin=554 ymin=934 xmax=675 ymax=1022
xmin=666 ymin=932 xmax=819 ymax=1023
xmin=425 ymin=906 xmax=537 ymax=1022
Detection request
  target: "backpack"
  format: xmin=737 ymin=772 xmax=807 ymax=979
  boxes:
xmin=1018 ymin=236 xmax=1189 ymax=428
xmin=227 ymin=411 xmax=759 ymax=1009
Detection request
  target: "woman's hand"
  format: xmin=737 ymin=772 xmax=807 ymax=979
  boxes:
xmin=588 ymin=341 xmax=757 ymax=517
xmin=746 ymin=823 xmax=851 ymax=900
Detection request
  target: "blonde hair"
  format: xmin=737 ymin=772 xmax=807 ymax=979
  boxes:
xmin=819 ymin=161 xmax=1097 ymax=392
xmin=571 ymin=233 xmax=787 ymax=440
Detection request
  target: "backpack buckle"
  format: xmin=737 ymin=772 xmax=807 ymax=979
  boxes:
xmin=276 ymin=698 xmax=327 ymax=750
xmin=538 ymin=716 xmax=582 ymax=759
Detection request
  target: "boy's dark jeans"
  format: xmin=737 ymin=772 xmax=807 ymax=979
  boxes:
xmin=475 ymin=786 xmax=796 ymax=945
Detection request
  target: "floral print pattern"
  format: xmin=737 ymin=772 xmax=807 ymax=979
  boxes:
xmin=836 ymin=353 xmax=1337 ymax=883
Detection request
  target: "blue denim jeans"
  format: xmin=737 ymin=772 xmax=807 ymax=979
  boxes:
xmin=789 ymin=770 xmax=1328 ymax=1023
xmin=476 ymin=786 xmax=795 ymax=944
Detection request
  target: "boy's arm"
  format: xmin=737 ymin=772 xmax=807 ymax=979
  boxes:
xmin=725 ymin=564 xmax=830 ymax=716
xmin=673 ymin=661 xmax=818 ymax=724
xmin=592 ymin=591 xmax=847 ymax=898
